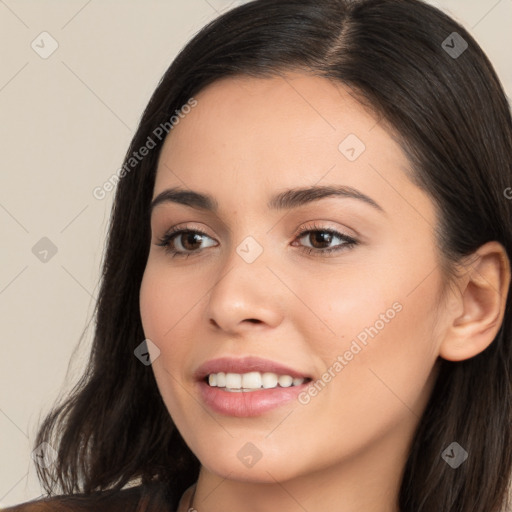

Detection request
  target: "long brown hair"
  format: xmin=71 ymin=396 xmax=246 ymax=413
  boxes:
xmin=9 ymin=0 xmax=512 ymax=510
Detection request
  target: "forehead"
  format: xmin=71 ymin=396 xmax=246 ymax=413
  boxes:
xmin=167 ymin=72 xmax=382 ymax=149
xmin=152 ymin=72 xmax=431 ymax=226
xmin=157 ymin=73 xmax=404 ymax=172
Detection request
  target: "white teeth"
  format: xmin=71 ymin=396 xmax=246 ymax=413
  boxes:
xmin=216 ymin=372 xmax=226 ymax=387
xmin=278 ymin=375 xmax=293 ymax=387
xmin=225 ymin=373 xmax=242 ymax=389
xmin=242 ymin=371 xmax=262 ymax=389
xmin=206 ymin=371 xmax=306 ymax=391
xmin=262 ymin=372 xmax=278 ymax=389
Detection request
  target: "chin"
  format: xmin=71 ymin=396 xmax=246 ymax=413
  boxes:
xmin=195 ymin=443 xmax=311 ymax=484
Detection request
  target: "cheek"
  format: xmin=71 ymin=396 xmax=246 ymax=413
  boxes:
xmin=299 ymin=252 xmax=442 ymax=406
xmin=139 ymin=267 xmax=168 ymax=340
xmin=139 ymin=262 xmax=211 ymax=379
xmin=139 ymin=265 xmax=191 ymax=395
xmin=293 ymin=264 xmax=399 ymax=361
xmin=139 ymin=266 xmax=195 ymax=417
xmin=325 ymin=272 xmax=441 ymax=420
xmin=139 ymin=263 xmax=201 ymax=342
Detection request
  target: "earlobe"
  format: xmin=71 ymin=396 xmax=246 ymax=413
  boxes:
xmin=439 ymin=241 xmax=511 ymax=362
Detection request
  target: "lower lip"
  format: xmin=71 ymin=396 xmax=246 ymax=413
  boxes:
xmin=198 ymin=380 xmax=310 ymax=417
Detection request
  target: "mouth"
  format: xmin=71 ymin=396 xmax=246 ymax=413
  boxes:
xmin=203 ymin=371 xmax=313 ymax=392
xmin=194 ymin=356 xmax=314 ymax=417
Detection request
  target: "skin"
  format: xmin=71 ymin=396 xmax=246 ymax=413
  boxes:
xmin=139 ymin=72 xmax=510 ymax=512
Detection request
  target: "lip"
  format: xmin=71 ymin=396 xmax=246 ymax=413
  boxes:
xmin=194 ymin=356 xmax=313 ymax=417
xmin=194 ymin=356 xmax=312 ymax=381
xmin=198 ymin=380 xmax=311 ymax=417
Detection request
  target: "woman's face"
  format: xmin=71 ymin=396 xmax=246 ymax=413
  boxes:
xmin=140 ymin=72 xmax=449 ymax=484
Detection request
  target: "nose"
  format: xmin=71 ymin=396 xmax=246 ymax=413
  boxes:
xmin=205 ymin=244 xmax=285 ymax=334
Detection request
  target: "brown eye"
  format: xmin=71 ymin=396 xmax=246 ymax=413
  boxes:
xmin=304 ymin=231 xmax=335 ymax=250
xmin=156 ymin=228 xmax=217 ymax=258
xmin=295 ymin=227 xmax=357 ymax=256
xmin=175 ymin=232 xmax=205 ymax=251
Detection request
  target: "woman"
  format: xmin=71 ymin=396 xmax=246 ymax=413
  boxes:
xmin=4 ymin=0 xmax=512 ymax=511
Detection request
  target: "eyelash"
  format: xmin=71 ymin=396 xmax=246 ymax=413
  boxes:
xmin=156 ymin=222 xmax=358 ymax=259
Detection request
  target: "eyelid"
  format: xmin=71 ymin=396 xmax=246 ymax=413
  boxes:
xmin=292 ymin=219 xmax=359 ymax=240
xmin=156 ymin=220 xmax=356 ymax=242
xmin=150 ymin=204 xmax=367 ymax=238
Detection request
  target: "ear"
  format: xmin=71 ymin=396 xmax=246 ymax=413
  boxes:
xmin=439 ymin=241 xmax=511 ymax=362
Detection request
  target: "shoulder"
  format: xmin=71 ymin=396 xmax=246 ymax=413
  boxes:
xmin=1 ymin=484 xmax=178 ymax=512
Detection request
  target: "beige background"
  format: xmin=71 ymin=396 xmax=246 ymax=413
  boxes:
xmin=0 ymin=0 xmax=511 ymax=507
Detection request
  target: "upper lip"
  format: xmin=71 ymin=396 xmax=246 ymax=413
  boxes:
xmin=194 ymin=356 xmax=312 ymax=381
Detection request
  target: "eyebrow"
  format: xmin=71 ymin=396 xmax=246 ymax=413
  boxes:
xmin=150 ymin=185 xmax=385 ymax=215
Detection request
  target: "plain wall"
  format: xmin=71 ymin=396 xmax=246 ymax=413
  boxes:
xmin=1 ymin=0 xmax=511 ymax=507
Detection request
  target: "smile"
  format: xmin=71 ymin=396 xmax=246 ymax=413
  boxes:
xmin=207 ymin=371 xmax=308 ymax=391
xmin=195 ymin=356 xmax=314 ymax=416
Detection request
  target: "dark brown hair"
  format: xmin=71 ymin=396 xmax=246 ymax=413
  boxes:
xmin=7 ymin=0 xmax=512 ymax=510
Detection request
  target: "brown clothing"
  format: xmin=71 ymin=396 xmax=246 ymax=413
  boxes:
xmin=1 ymin=484 xmax=182 ymax=512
